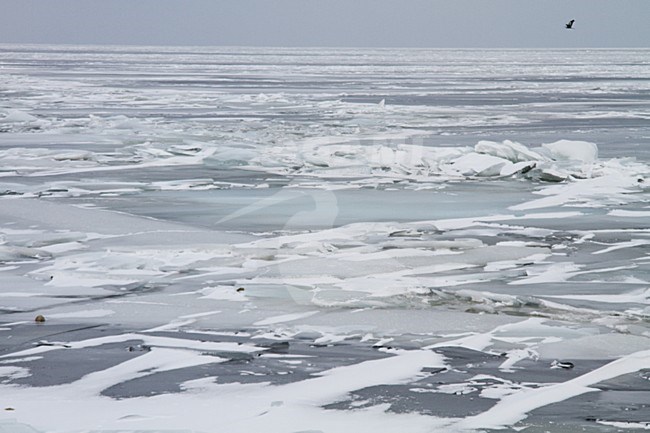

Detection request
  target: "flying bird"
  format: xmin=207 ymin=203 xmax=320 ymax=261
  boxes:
xmin=565 ymin=19 xmax=575 ymax=29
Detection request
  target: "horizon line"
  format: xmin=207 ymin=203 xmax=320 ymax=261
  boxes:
xmin=1 ymin=42 xmax=649 ymax=50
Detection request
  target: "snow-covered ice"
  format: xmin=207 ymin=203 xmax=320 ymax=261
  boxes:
xmin=0 ymin=45 xmax=649 ymax=432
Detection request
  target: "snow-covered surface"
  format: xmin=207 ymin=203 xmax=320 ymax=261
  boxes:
xmin=1 ymin=45 xmax=649 ymax=432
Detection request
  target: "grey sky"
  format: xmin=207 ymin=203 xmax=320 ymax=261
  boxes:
xmin=1 ymin=0 xmax=648 ymax=48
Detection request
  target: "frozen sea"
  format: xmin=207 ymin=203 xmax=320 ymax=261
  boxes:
xmin=0 ymin=45 xmax=649 ymax=432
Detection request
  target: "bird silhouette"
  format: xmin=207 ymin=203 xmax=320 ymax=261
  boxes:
xmin=565 ymin=19 xmax=575 ymax=29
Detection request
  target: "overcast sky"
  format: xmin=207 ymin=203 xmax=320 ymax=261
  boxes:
xmin=1 ymin=0 xmax=648 ymax=48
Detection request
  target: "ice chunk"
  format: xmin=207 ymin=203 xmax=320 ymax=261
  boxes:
xmin=205 ymin=148 xmax=257 ymax=167
xmin=500 ymin=161 xmax=536 ymax=177
xmin=475 ymin=140 xmax=546 ymax=162
xmin=51 ymin=151 xmax=96 ymax=162
xmin=450 ymin=153 xmax=507 ymax=177
xmin=0 ymin=110 xmax=38 ymax=123
xmin=0 ymin=246 xmax=52 ymax=261
xmin=542 ymin=140 xmax=598 ymax=164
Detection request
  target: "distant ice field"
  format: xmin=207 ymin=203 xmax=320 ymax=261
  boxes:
xmin=0 ymin=45 xmax=649 ymax=432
